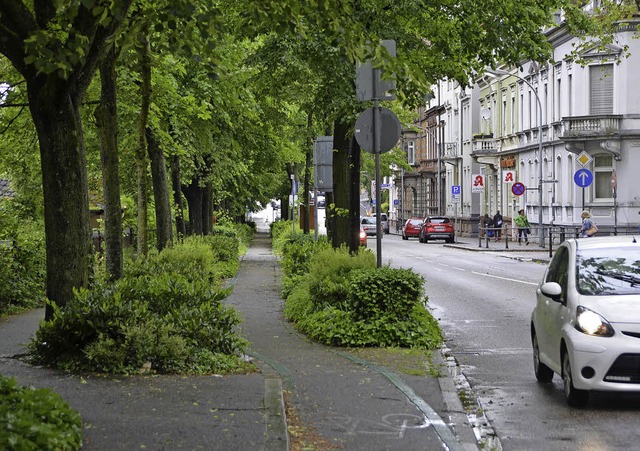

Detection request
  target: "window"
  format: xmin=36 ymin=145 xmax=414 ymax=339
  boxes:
xmin=407 ymin=140 xmax=415 ymax=165
xmin=590 ymin=64 xmax=613 ymax=114
xmin=594 ymin=154 xmax=613 ymax=199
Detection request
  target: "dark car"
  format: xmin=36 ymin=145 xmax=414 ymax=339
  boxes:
xmin=402 ymin=218 xmax=423 ymax=240
xmin=419 ymin=216 xmax=455 ymax=243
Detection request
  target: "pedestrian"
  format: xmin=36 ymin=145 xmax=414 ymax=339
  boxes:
xmin=580 ymin=211 xmax=598 ymax=237
xmin=493 ymin=211 xmax=503 ymax=241
xmin=514 ymin=209 xmax=530 ymax=245
xmin=482 ymin=214 xmax=494 ymax=238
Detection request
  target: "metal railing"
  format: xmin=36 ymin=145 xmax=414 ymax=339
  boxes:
xmin=479 ymin=224 xmax=640 ymax=257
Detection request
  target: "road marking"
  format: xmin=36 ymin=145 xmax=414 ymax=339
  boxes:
xmin=471 ymin=271 xmax=537 ymax=285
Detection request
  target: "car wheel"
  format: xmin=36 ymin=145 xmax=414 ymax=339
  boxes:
xmin=532 ymin=332 xmax=554 ymax=382
xmin=562 ymin=349 xmax=588 ymax=407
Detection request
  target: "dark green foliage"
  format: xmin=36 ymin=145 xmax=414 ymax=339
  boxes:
xmin=280 ymin=243 xmax=443 ymax=349
xmin=28 ymin=238 xmax=250 ymax=375
xmin=0 ymin=201 xmax=46 ymax=314
xmin=0 ymin=375 xmax=82 ymax=450
xmin=306 ymin=247 xmax=376 ymax=310
xmin=348 ymin=267 xmax=425 ymax=321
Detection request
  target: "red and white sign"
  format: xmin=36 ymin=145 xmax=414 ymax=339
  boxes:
xmin=471 ymin=174 xmax=485 ymax=193
xmin=502 ymin=170 xmax=516 ymax=184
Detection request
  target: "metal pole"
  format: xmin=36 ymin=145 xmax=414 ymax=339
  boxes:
xmin=313 ymin=140 xmax=318 ymax=242
xmin=401 ymin=167 xmax=405 ymax=229
xmin=373 ymin=70 xmax=382 ymax=267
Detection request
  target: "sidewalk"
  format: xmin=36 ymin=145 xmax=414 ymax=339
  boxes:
xmin=0 ymin=232 xmax=479 ymax=450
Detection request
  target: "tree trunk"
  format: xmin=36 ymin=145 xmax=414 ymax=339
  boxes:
xmin=331 ymin=120 xmax=349 ymax=249
xmin=94 ymin=47 xmax=123 ymax=281
xmin=29 ymin=90 xmax=92 ymax=320
xmin=135 ymin=32 xmax=151 ymax=257
xmin=170 ymin=154 xmax=186 ymax=240
xmin=183 ymin=181 xmax=204 ymax=235
xmin=202 ymin=183 xmax=213 ymax=235
xmin=331 ymin=120 xmax=360 ymax=253
xmin=146 ymin=127 xmax=173 ymax=251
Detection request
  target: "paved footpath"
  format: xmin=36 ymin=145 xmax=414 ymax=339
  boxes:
xmin=0 ymin=232 xmax=479 ymax=450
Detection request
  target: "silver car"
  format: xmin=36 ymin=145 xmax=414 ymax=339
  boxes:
xmin=531 ymin=236 xmax=640 ymax=407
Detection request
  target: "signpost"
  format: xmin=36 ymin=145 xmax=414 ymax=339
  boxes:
xmin=574 ymin=168 xmax=593 ymax=211
xmin=512 ymin=182 xmax=525 ymax=196
xmin=355 ymin=40 xmax=397 ymax=268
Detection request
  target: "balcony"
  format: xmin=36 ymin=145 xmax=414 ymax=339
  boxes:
xmin=442 ymin=142 xmax=460 ymax=160
xmin=561 ymin=115 xmax=621 ymax=140
xmin=470 ymin=136 xmax=497 ymax=156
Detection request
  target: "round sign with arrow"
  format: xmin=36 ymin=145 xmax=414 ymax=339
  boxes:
xmin=574 ymin=168 xmax=594 ymax=187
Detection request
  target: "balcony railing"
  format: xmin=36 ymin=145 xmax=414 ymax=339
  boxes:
xmin=471 ymin=137 xmax=497 ymax=155
xmin=442 ymin=142 xmax=459 ymax=159
xmin=562 ymin=115 xmax=621 ymax=139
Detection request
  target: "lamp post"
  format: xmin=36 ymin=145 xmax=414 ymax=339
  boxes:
xmin=486 ymin=68 xmax=544 ymax=247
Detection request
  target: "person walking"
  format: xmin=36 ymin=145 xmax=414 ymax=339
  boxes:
xmin=481 ymin=214 xmax=493 ymax=238
xmin=514 ymin=209 xmax=530 ymax=245
xmin=493 ymin=211 xmax=503 ymax=241
xmin=581 ymin=211 xmax=598 ymax=237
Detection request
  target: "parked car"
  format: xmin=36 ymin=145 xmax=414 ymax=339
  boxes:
xmin=359 ymin=224 xmax=367 ymax=246
xmin=380 ymin=213 xmax=389 ymax=234
xmin=402 ymin=218 xmax=423 ymax=240
xmin=360 ymin=216 xmax=378 ymax=236
xmin=531 ymin=236 xmax=640 ymax=407
xmin=419 ymin=216 xmax=455 ymax=243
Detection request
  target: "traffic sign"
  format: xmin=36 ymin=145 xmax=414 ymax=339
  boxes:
xmin=512 ymin=182 xmax=526 ymax=196
xmin=574 ymin=168 xmax=593 ymax=187
xmin=355 ymin=107 xmax=402 ymax=154
xmin=577 ymin=151 xmax=592 ymax=167
xmin=452 ymin=185 xmax=461 ymax=195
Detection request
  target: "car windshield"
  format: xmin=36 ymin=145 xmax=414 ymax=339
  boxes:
xmin=577 ymin=247 xmax=640 ymax=295
xmin=408 ymin=219 xmax=422 ymax=226
xmin=429 ymin=218 xmax=449 ymax=224
xmin=361 ymin=217 xmax=375 ymax=224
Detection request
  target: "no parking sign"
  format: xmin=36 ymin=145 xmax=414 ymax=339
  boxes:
xmin=512 ymin=182 xmax=525 ymax=196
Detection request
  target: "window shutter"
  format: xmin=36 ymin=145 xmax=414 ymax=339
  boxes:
xmin=589 ymin=64 xmax=613 ymax=114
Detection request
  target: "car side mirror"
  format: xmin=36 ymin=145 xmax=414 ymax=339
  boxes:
xmin=540 ymin=282 xmax=562 ymax=302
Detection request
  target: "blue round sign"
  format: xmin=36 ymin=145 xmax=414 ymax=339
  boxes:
xmin=512 ymin=182 xmax=525 ymax=196
xmin=574 ymin=169 xmax=593 ymax=187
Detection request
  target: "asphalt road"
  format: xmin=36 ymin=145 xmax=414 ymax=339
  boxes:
xmin=380 ymin=235 xmax=640 ymax=451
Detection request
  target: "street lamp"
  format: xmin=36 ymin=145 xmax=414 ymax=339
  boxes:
xmin=486 ymin=67 xmax=545 ymax=247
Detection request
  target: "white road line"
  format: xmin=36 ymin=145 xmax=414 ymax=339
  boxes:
xmin=471 ymin=271 xmax=538 ymax=285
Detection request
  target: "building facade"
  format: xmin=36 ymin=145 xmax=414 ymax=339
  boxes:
xmin=392 ymin=15 xmax=640 ymax=239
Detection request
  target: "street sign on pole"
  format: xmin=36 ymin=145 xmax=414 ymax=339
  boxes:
xmin=574 ymin=168 xmax=593 ymax=187
xmin=577 ymin=151 xmax=593 ymax=167
xmin=512 ymin=182 xmax=526 ymax=196
xmin=354 ymin=107 xmax=401 ymax=154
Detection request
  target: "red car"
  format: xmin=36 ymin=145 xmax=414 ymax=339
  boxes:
xmin=419 ymin=216 xmax=455 ymax=243
xmin=402 ymin=218 xmax=423 ymax=240
xmin=359 ymin=224 xmax=367 ymax=246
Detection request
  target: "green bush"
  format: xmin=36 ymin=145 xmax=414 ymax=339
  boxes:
xmin=0 ymin=203 xmax=46 ymax=315
xmin=0 ymin=375 xmax=82 ymax=450
xmin=348 ymin=267 xmax=425 ymax=321
xmin=28 ymin=240 xmax=251 ymax=375
xmin=306 ymin=247 xmax=376 ymax=310
xmin=282 ymin=248 xmax=443 ymax=349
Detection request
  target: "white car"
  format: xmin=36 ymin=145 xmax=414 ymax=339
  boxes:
xmin=531 ymin=235 xmax=640 ymax=407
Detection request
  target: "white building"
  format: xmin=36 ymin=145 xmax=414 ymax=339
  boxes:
xmin=395 ymin=14 xmax=640 ymax=240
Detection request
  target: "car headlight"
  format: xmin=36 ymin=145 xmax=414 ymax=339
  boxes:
xmin=575 ymin=306 xmax=614 ymax=337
